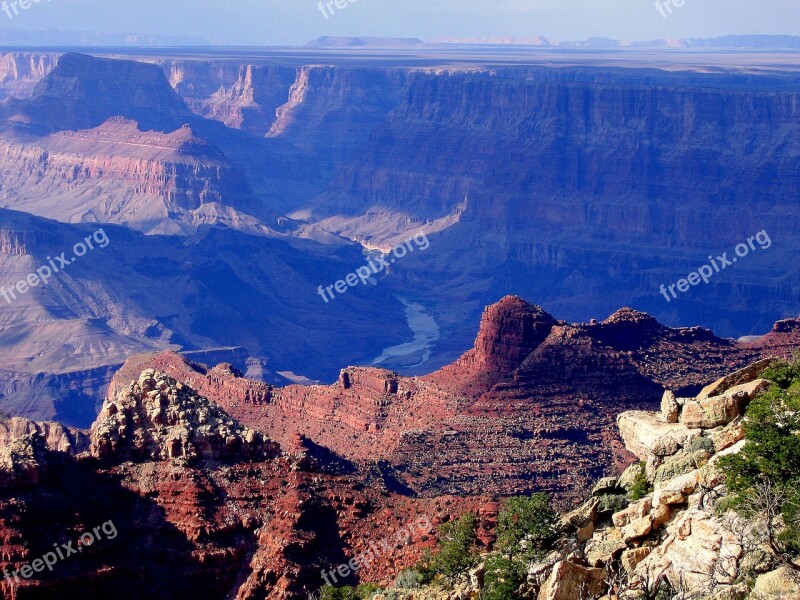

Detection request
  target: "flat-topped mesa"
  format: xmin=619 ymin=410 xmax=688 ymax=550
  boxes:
xmin=337 ymin=367 xmax=399 ymax=395
xmin=15 ymin=52 xmax=191 ymax=133
xmin=456 ymin=295 xmax=556 ymax=374
xmin=91 ymin=369 xmax=280 ymax=463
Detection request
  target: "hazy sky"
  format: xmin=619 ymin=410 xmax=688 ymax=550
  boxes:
xmin=2 ymin=0 xmax=798 ymax=46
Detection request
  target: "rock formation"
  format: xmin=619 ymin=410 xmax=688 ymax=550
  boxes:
xmin=0 ymin=370 xmax=488 ymax=599
xmin=90 ymin=369 xmax=279 ymax=462
xmin=106 ymin=296 xmax=800 ymax=502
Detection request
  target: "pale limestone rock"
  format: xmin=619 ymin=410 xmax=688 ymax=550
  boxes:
xmin=612 ymin=497 xmax=652 ymax=528
xmin=537 ymin=560 xmax=605 ymax=600
xmin=712 ymin=417 xmax=745 ymax=452
xmin=585 ymin=528 xmax=627 ymax=567
xmin=617 ymin=411 xmax=701 ymax=461
xmin=650 ymin=503 xmax=672 ymax=529
xmin=622 ymin=516 xmax=652 ymax=543
xmin=653 ymin=470 xmax=699 ymax=507
xmin=592 ymin=476 xmax=619 ymax=497
xmin=711 ymin=439 xmax=746 ymax=463
xmin=621 ymin=547 xmax=651 ymax=573
xmin=661 ymin=389 xmax=680 ymax=423
xmin=0 ymin=417 xmax=89 ymax=455
xmin=562 ymin=497 xmax=599 ymax=530
xmin=697 ymin=358 xmax=775 ymax=400
xmin=752 ymin=566 xmax=800 ymax=598
xmin=634 ymin=508 xmax=742 ymax=594
xmin=680 ymin=379 xmax=770 ymax=429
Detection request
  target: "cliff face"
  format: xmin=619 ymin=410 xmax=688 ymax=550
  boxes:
xmin=0 ymin=209 xmax=408 ymax=427
xmin=106 ymin=296 xmax=800 ymax=501
xmin=167 ymin=62 xmax=298 ymax=136
xmin=0 ymin=118 xmax=275 ymax=235
xmin=0 ymin=52 xmax=58 ymax=99
xmin=151 ymin=58 xmax=800 ymax=342
xmin=0 ymin=371 xmax=487 ymax=599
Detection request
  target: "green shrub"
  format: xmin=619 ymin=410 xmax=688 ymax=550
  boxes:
xmin=393 ymin=568 xmax=425 ymax=589
xmin=597 ymin=493 xmax=629 ymax=513
xmin=628 ymin=462 xmax=651 ymax=500
xmin=319 ymin=584 xmax=382 ymax=600
xmin=482 ymin=554 xmax=527 ymax=600
xmin=686 ymin=436 xmax=715 ymax=454
xmin=427 ymin=512 xmax=479 ymax=582
xmin=495 ymin=493 xmax=559 ymax=561
xmin=719 ymin=358 xmax=800 ymax=557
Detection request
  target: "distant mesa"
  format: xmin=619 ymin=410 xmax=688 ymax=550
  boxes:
xmin=306 ymin=37 xmax=429 ymax=49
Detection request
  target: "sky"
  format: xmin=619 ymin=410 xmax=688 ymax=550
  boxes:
xmin=0 ymin=0 xmax=798 ymax=46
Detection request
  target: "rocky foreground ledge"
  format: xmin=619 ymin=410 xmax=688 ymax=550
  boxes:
xmin=535 ymin=359 xmax=800 ymax=600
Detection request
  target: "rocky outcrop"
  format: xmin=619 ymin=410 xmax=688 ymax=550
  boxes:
xmin=537 ymin=560 xmax=606 ymax=600
xmin=0 ymin=368 xmax=489 ymax=599
xmin=0 ymin=433 xmax=48 ymax=488
xmin=104 ymin=297 xmax=800 ymax=502
xmin=565 ymin=360 xmax=785 ymax=598
xmin=91 ymin=369 xmax=279 ymax=462
xmin=0 ymin=416 xmax=88 ymax=455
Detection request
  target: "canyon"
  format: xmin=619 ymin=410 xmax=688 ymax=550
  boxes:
xmin=0 ymin=47 xmax=796 ymax=387
xmin=0 ymin=296 xmax=797 ymax=598
xmin=101 ymin=296 xmax=800 ymax=501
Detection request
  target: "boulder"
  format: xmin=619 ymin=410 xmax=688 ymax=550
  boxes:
xmin=622 ymin=516 xmax=652 ymax=543
xmin=696 ymin=358 xmax=775 ymax=400
xmin=654 ymin=449 xmax=710 ymax=484
xmin=537 ymin=560 xmax=606 ymax=600
xmin=661 ymin=390 xmax=680 ymax=423
xmin=621 ymin=547 xmax=651 ymax=573
xmin=636 ymin=508 xmax=743 ymax=593
xmin=612 ymin=497 xmax=652 ymax=528
xmin=752 ymin=566 xmax=800 ymax=598
xmin=562 ymin=497 xmax=599 ymax=531
xmin=711 ymin=418 xmax=745 ymax=453
xmin=650 ymin=503 xmax=672 ymax=529
xmin=653 ymin=470 xmax=699 ymax=507
xmin=680 ymin=379 xmax=771 ymax=429
xmin=585 ymin=529 xmax=627 ymax=567
xmin=592 ymin=476 xmax=620 ymax=497
xmin=617 ymin=411 xmax=701 ymax=461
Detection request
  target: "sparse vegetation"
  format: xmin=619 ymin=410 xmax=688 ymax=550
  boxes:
xmin=423 ymin=512 xmax=479 ymax=582
xmin=319 ymin=583 xmax=382 ymax=600
xmin=481 ymin=553 xmax=527 ymax=600
xmin=495 ymin=493 xmax=559 ymax=561
xmin=718 ymin=358 xmax=800 ymax=572
xmin=628 ymin=461 xmax=651 ymax=501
